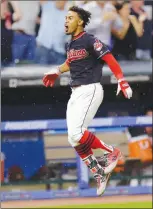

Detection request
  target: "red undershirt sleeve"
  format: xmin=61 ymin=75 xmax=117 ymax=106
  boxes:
xmin=102 ymin=53 xmax=124 ymax=80
xmin=66 ymin=59 xmax=70 ymax=67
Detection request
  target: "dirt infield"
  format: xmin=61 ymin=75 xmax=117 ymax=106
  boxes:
xmin=1 ymin=194 xmax=152 ymax=208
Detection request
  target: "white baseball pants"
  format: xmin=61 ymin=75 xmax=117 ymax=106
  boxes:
xmin=66 ymin=83 xmax=104 ymax=147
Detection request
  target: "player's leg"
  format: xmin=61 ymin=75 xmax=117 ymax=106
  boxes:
xmin=66 ymin=83 xmax=115 ymax=195
xmin=66 ymin=83 xmax=113 ymax=150
xmin=67 ymin=83 xmax=121 ymax=173
xmin=75 ymin=83 xmax=121 ymax=175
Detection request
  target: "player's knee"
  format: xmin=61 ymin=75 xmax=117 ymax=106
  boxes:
xmin=68 ymin=129 xmax=83 ymax=147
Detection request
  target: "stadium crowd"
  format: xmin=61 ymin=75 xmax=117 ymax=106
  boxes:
xmin=1 ymin=0 xmax=152 ymax=67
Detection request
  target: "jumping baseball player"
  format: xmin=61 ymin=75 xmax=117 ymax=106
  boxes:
xmin=43 ymin=6 xmax=133 ymax=196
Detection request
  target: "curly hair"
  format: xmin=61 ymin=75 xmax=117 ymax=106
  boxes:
xmin=68 ymin=6 xmax=91 ymax=28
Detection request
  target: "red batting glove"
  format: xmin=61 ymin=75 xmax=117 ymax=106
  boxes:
xmin=42 ymin=68 xmax=61 ymax=87
xmin=117 ymin=78 xmax=133 ymax=99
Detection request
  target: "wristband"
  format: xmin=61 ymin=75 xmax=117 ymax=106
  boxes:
xmin=118 ymin=78 xmax=125 ymax=82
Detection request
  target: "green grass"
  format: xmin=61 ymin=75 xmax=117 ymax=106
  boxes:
xmin=39 ymin=201 xmax=152 ymax=208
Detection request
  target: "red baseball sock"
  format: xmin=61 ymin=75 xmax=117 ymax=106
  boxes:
xmin=74 ymin=130 xmax=93 ymax=159
xmin=81 ymin=130 xmax=113 ymax=152
xmin=74 ymin=144 xmax=93 ymax=159
xmin=74 ymin=130 xmax=113 ymax=159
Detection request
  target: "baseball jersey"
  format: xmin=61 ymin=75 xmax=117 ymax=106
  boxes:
xmin=66 ymin=32 xmax=110 ymax=87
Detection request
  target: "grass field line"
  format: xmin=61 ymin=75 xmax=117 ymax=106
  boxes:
xmin=39 ymin=201 xmax=152 ymax=208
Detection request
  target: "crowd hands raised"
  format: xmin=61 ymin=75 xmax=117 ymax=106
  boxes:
xmin=1 ymin=0 xmax=152 ymax=67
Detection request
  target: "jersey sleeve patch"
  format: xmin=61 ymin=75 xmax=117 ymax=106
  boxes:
xmin=93 ymin=39 xmax=103 ymax=51
xmin=88 ymin=34 xmax=110 ymax=59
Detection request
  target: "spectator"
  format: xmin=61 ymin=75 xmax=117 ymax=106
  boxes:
xmin=74 ymin=1 xmax=88 ymax=7
xmin=112 ymin=1 xmax=144 ymax=60
xmin=130 ymin=0 xmax=152 ymax=60
xmin=1 ymin=0 xmax=21 ymax=67
xmin=83 ymin=1 xmax=123 ymax=48
xmin=35 ymin=1 xmax=68 ymax=65
xmin=11 ymin=1 xmax=40 ymax=64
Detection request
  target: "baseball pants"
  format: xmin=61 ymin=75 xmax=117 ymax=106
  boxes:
xmin=66 ymin=83 xmax=104 ymax=147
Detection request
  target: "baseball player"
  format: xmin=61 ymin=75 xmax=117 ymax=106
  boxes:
xmin=43 ymin=6 xmax=133 ymax=196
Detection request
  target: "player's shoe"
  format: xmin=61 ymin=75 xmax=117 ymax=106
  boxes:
xmin=94 ymin=172 xmax=111 ymax=196
xmin=98 ymin=147 xmax=122 ymax=175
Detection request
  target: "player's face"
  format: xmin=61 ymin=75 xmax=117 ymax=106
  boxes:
xmin=65 ymin=11 xmax=82 ymax=35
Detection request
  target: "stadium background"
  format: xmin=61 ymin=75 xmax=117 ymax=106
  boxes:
xmin=1 ymin=0 xmax=152 ymax=208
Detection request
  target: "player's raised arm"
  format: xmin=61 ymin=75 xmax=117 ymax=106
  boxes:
xmin=42 ymin=61 xmax=70 ymax=87
xmin=102 ymin=53 xmax=133 ymax=99
xmin=88 ymin=34 xmax=132 ymax=99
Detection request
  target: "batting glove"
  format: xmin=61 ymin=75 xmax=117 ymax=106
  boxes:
xmin=116 ymin=78 xmax=133 ymax=99
xmin=43 ymin=68 xmax=61 ymax=87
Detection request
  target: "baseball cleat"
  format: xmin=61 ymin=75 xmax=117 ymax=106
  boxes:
xmin=94 ymin=172 xmax=111 ymax=196
xmin=98 ymin=147 xmax=122 ymax=174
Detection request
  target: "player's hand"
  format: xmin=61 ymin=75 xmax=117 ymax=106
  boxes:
xmin=43 ymin=68 xmax=61 ymax=87
xmin=116 ymin=78 xmax=133 ymax=99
